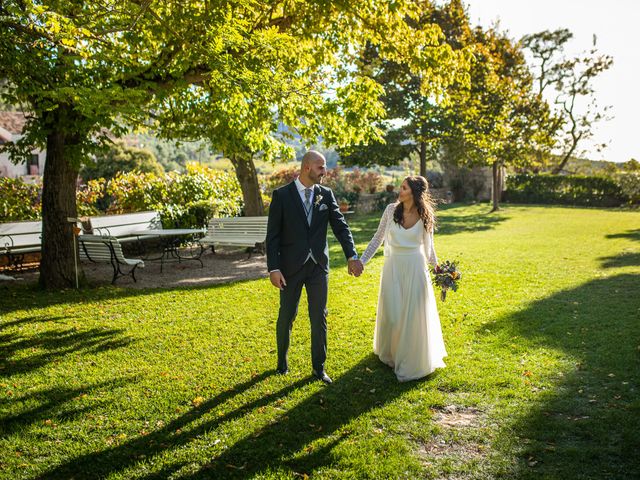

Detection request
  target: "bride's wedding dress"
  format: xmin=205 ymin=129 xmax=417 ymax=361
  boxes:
xmin=361 ymin=203 xmax=447 ymax=381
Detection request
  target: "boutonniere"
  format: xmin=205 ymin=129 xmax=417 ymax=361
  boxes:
xmin=314 ymin=194 xmax=323 ymax=207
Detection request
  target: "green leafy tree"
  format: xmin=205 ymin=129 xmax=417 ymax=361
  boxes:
xmin=440 ymin=25 xmax=553 ymax=211
xmin=81 ymin=142 xmax=164 ymax=181
xmin=148 ymin=2 xmax=468 ymax=217
xmin=339 ymin=0 xmax=474 ymax=176
xmin=339 ymin=0 xmax=551 ymax=211
xmin=0 ymin=0 xmax=466 ymax=288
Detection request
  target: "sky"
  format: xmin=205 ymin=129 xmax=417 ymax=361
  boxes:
xmin=465 ymin=0 xmax=639 ymax=163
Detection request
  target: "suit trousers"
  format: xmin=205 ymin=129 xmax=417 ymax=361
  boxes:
xmin=276 ymin=259 xmax=328 ymax=373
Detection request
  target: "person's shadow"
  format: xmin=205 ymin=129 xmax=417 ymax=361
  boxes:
xmin=39 ymin=356 xmax=422 ymax=479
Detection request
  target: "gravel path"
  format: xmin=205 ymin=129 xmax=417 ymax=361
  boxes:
xmin=1 ymin=248 xmax=268 ymax=289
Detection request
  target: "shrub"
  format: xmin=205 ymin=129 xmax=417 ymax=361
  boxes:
xmin=375 ymin=191 xmax=397 ymax=210
xmin=322 ymin=166 xmax=346 ymax=193
xmin=106 ymin=163 xmax=243 ymax=228
xmin=183 ymin=163 xmax=243 ymax=219
xmin=81 ymin=142 xmax=165 ymax=181
xmin=612 ymin=172 xmax=640 ymax=205
xmin=505 ymin=174 xmax=629 ymax=207
xmin=1 ymin=164 xmax=244 ymax=227
xmin=77 ymin=179 xmax=108 ymax=217
xmin=264 ymin=166 xmax=299 ymax=193
xmin=0 ymin=177 xmax=41 ymax=221
xmin=107 ymin=171 xmax=167 ymax=214
xmin=345 ymin=168 xmax=383 ymax=194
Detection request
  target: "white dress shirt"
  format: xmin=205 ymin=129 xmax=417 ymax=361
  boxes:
xmin=295 ymin=177 xmax=315 ymax=207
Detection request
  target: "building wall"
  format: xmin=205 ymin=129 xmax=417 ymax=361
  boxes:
xmin=0 ymin=148 xmax=45 ymax=179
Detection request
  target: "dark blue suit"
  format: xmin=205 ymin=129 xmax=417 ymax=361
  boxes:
xmin=266 ymin=181 xmax=357 ymax=373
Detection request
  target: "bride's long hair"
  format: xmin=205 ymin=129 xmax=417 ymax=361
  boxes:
xmin=393 ymin=175 xmax=437 ymax=232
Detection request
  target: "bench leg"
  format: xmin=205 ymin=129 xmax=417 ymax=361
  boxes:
xmin=7 ymin=253 xmax=26 ymax=271
xmin=109 ymin=256 xmax=119 ymax=285
xmin=131 ymin=264 xmax=139 ymax=283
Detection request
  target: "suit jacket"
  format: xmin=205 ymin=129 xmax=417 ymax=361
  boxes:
xmin=266 ymin=181 xmax=357 ymax=277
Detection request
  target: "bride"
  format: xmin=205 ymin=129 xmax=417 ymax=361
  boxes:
xmin=360 ymin=176 xmax=447 ymax=381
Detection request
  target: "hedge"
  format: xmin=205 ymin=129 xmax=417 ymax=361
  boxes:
xmin=505 ymin=174 xmax=631 ymax=207
xmin=0 ymin=163 xmax=243 ymax=228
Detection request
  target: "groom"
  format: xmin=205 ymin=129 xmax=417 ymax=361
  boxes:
xmin=266 ymin=150 xmax=363 ymax=384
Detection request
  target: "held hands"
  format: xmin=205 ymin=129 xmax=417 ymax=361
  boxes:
xmin=269 ymin=271 xmax=287 ymax=290
xmin=348 ymin=259 xmax=364 ymax=277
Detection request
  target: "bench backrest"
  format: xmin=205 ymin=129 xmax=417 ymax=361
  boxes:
xmin=207 ymin=217 xmax=268 ymax=239
xmin=79 ymin=235 xmax=127 ymax=262
xmin=89 ymin=211 xmax=161 ymax=238
xmin=0 ymin=221 xmax=42 ymax=249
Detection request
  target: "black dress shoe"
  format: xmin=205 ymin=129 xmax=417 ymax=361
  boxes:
xmin=312 ymin=370 xmax=332 ymax=384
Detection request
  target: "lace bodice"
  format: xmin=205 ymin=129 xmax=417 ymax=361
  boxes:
xmin=360 ymin=203 xmax=438 ymax=266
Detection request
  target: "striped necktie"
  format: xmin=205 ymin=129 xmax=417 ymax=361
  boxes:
xmin=304 ymin=188 xmax=312 ymax=225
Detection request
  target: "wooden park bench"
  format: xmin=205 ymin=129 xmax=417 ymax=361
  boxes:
xmin=78 ymin=234 xmax=145 ymax=284
xmin=200 ymin=216 xmax=268 ymax=257
xmin=85 ymin=211 xmax=163 ymax=242
xmin=0 ymin=220 xmax=42 ymax=270
xmin=86 ymin=211 xmax=205 ymax=272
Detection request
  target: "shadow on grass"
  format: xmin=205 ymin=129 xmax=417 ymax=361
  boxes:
xmin=0 ymin=321 xmax=133 ymax=378
xmin=480 ymin=272 xmax=640 ymax=478
xmin=0 ymin=377 xmax=135 ymax=437
xmin=39 ymin=355 xmax=419 ymax=479
xmin=347 ymin=203 xmax=508 ymax=242
xmin=599 ymin=252 xmax=640 ymax=268
xmin=0 ymin=275 xmax=257 ymax=316
xmin=606 ymin=228 xmax=640 ymax=242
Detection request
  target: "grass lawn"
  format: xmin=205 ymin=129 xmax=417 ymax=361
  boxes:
xmin=1 ymin=204 xmax=639 ymax=479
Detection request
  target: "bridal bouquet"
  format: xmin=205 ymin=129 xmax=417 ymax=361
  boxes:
xmin=431 ymin=260 xmax=462 ymax=301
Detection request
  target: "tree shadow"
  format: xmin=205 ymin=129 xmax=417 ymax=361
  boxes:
xmin=0 ymin=275 xmax=260 ymax=316
xmin=347 ymin=204 xmax=508 ymax=243
xmin=0 ymin=377 xmax=135 ymax=437
xmin=606 ymin=228 xmax=640 ymax=242
xmin=600 ymin=226 xmax=640 ymax=268
xmin=39 ymin=356 xmax=420 ymax=479
xmin=599 ymin=252 xmax=640 ymax=268
xmin=0 ymin=318 xmax=134 ymax=377
xmin=478 ymin=273 xmax=640 ymax=478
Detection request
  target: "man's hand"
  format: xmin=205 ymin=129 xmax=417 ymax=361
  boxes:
xmin=269 ymin=271 xmax=287 ymax=290
xmin=348 ymin=259 xmax=364 ymax=277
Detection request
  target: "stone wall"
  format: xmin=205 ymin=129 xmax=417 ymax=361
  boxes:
xmin=355 ymin=193 xmax=379 ymax=214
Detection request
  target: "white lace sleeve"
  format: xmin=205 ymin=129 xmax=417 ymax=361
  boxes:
xmin=423 ymin=227 xmax=438 ymax=267
xmin=361 ymin=204 xmax=395 ymax=265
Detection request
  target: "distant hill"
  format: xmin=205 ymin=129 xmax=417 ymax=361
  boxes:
xmin=546 ymin=155 xmax=626 ymax=175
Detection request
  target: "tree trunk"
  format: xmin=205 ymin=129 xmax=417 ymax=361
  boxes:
xmin=230 ymin=154 xmax=264 ymax=216
xmin=551 ymin=144 xmax=576 ymax=174
xmin=39 ymin=112 xmax=83 ymax=289
xmin=490 ymin=160 xmax=503 ymax=212
xmin=419 ymin=141 xmax=427 ymax=177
